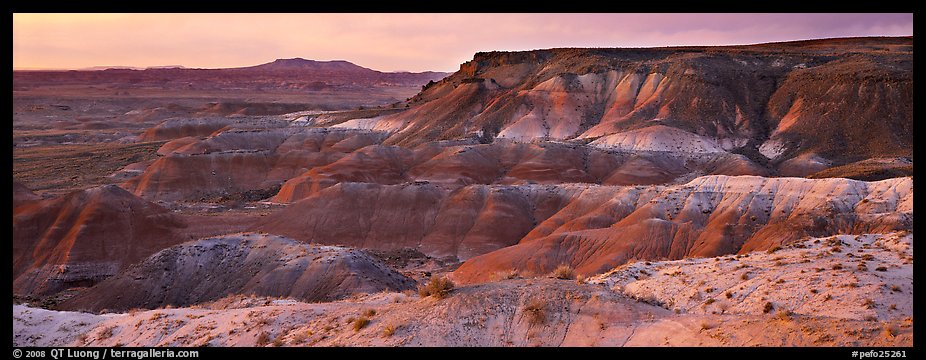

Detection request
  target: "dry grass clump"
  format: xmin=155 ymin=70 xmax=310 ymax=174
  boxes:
xmin=255 ymin=331 xmax=271 ymax=347
xmin=363 ymin=309 xmax=376 ymax=317
xmin=494 ymin=269 xmax=520 ymax=280
xmin=382 ymin=324 xmax=397 ymax=337
xmin=523 ymin=298 xmax=546 ymax=326
xmin=418 ymin=275 xmax=455 ymax=299
xmin=98 ymin=326 xmax=115 ymax=340
xmin=863 ymin=298 xmax=876 ymax=309
xmin=291 ymin=330 xmax=309 ymax=345
xmin=875 ymin=266 xmax=888 ymax=272
xmin=271 ymin=334 xmax=285 ymax=347
xmin=767 ymin=246 xmax=782 ymax=254
xmin=881 ymin=322 xmax=898 ymax=339
xmin=763 ymin=302 xmax=774 ymax=314
xmin=776 ymin=308 xmax=793 ymax=321
xmin=551 ymin=264 xmax=576 ymax=280
xmin=352 ymin=316 xmax=370 ymax=332
xmin=700 ymin=321 xmax=714 ymax=330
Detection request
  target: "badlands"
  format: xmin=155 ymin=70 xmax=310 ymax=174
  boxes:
xmin=13 ymin=37 xmax=912 ymax=347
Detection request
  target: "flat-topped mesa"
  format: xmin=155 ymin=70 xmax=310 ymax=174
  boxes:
xmin=386 ymin=37 xmax=912 ymax=174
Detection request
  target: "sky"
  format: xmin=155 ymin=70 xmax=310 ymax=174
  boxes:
xmin=12 ymin=13 xmax=913 ymax=72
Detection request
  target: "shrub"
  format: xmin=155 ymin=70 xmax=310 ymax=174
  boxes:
xmin=890 ymin=285 xmax=901 ymax=292
xmin=763 ymin=302 xmax=774 ymax=314
xmin=740 ymin=273 xmax=750 ymax=280
xmin=875 ymin=266 xmax=888 ymax=272
xmin=882 ymin=323 xmax=897 ymax=338
xmin=725 ymin=291 xmax=733 ymax=299
xmin=98 ymin=326 xmax=115 ymax=340
xmin=832 ymin=263 xmax=843 ymax=270
xmin=291 ymin=331 xmax=308 ymax=345
xmin=382 ymin=324 xmax=397 ymax=337
xmin=256 ymin=331 xmax=271 ymax=347
xmin=704 ymin=298 xmax=716 ymax=306
xmin=700 ymin=321 xmax=713 ymax=330
xmin=494 ymin=269 xmax=520 ymax=280
xmin=418 ymin=275 xmax=455 ymax=299
xmin=767 ymin=246 xmax=782 ymax=254
xmin=863 ymin=299 xmax=876 ymax=309
xmin=823 ymin=294 xmax=833 ymax=302
xmin=776 ymin=309 xmax=793 ymax=321
xmin=363 ymin=309 xmax=376 ymax=317
xmin=551 ymin=264 xmax=576 ymax=280
xmin=523 ymin=298 xmax=546 ymax=326
xmin=353 ymin=316 xmax=370 ymax=332
xmin=271 ymin=334 xmax=285 ymax=347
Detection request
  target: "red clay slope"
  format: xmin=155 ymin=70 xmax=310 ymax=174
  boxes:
xmin=452 ymin=175 xmax=912 ymax=283
xmin=13 ymin=184 xmax=189 ymax=296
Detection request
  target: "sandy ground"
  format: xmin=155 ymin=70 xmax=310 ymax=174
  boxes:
xmin=13 ymin=232 xmax=912 ymax=347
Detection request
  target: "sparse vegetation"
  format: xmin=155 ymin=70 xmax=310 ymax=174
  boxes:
xmin=863 ymin=298 xmax=876 ymax=309
xmin=523 ymin=298 xmax=546 ymax=326
xmin=763 ymin=302 xmax=774 ymax=314
xmin=256 ymin=331 xmax=271 ymax=347
xmin=418 ymin=275 xmax=455 ymax=299
xmin=776 ymin=309 xmax=793 ymax=321
xmin=98 ymin=326 xmax=115 ymax=340
xmin=767 ymin=246 xmax=782 ymax=254
xmin=382 ymin=324 xmax=397 ymax=337
xmin=890 ymin=285 xmax=901 ymax=292
xmin=363 ymin=309 xmax=376 ymax=317
xmin=882 ymin=323 xmax=898 ymax=338
xmin=271 ymin=334 xmax=285 ymax=347
xmin=353 ymin=316 xmax=370 ymax=332
xmin=291 ymin=331 xmax=309 ymax=345
xmin=551 ymin=264 xmax=576 ymax=280
xmin=875 ymin=266 xmax=888 ymax=272
xmin=494 ymin=269 xmax=520 ymax=280
xmin=700 ymin=321 xmax=713 ymax=330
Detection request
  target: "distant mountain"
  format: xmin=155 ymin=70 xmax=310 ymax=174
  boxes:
xmin=78 ymin=65 xmax=147 ymax=71
xmin=242 ymin=58 xmax=371 ymax=72
xmin=14 ymin=58 xmax=451 ymax=91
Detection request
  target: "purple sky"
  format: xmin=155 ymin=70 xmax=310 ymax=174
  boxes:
xmin=13 ymin=13 xmax=913 ymax=72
